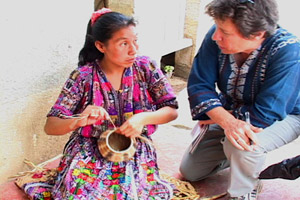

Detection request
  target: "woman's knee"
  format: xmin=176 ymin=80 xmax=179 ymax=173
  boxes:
xmin=179 ymin=152 xmax=199 ymax=181
xmin=224 ymin=139 xmax=264 ymax=162
xmin=179 ymin=162 xmax=198 ymax=181
xmin=179 ymin=161 xmax=211 ymax=181
xmin=179 ymin=152 xmax=228 ymax=181
xmin=223 ymin=138 xmax=266 ymax=169
xmin=179 ymin=152 xmax=209 ymax=181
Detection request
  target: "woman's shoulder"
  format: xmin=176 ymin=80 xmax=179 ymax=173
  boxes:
xmin=133 ymin=56 xmax=162 ymax=83
xmin=264 ymin=28 xmax=300 ymax=69
xmin=68 ymin=64 xmax=94 ymax=82
xmin=268 ymin=27 xmax=300 ymax=55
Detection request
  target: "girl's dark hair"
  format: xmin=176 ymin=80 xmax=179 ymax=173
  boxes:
xmin=206 ymin=0 xmax=279 ymax=38
xmin=78 ymin=12 xmax=136 ymax=66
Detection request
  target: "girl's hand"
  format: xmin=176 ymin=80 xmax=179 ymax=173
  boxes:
xmin=118 ymin=113 xmax=146 ymax=138
xmin=74 ymin=105 xmax=110 ymax=128
xmin=45 ymin=105 xmax=110 ymax=135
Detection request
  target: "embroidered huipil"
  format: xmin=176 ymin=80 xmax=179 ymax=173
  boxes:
xmin=188 ymin=25 xmax=300 ymax=128
xmin=25 ymin=56 xmax=178 ymax=200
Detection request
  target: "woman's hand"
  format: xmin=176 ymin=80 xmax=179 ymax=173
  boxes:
xmin=223 ymin=118 xmax=262 ymax=151
xmin=45 ymin=105 xmax=110 ymax=135
xmin=74 ymin=105 xmax=110 ymax=128
xmin=206 ymin=107 xmax=263 ymax=151
xmin=117 ymin=106 xmax=177 ymax=138
xmin=118 ymin=113 xmax=146 ymax=138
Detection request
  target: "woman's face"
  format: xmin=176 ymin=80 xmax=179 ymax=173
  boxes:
xmin=212 ymin=18 xmax=264 ymax=55
xmin=97 ymin=25 xmax=138 ymax=68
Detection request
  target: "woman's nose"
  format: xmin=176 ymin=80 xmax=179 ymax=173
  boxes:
xmin=212 ymin=29 xmax=221 ymax=41
xmin=129 ymin=43 xmax=138 ymax=55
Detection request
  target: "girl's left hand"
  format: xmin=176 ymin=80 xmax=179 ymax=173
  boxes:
xmin=118 ymin=113 xmax=146 ymax=138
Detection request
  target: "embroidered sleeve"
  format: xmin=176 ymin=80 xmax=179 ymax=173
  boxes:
xmin=142 ymin=57 xmax=178 ymax=109
xmin=47 ymin=66 xmax=93 ymax=118
xmin=188 ymin=25 xmax=222 ymax=120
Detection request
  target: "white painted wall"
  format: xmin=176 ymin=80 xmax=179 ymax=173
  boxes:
xmin=134 ymin=0 xmax=192 ymax=62
xmin=0 ymin=0 xmax=94 ymax=183
xmin=277 ymin=1 xmax=300 ymax=37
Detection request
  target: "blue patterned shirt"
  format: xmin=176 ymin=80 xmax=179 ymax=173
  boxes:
xmin=188 ymin=25 xmax=300 ymax=128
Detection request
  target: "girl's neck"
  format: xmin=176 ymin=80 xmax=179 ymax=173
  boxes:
xmin=99 ymin=59 xmax=124 ymax=75
xmin=98 ymin=59 xmax=124 ymax=91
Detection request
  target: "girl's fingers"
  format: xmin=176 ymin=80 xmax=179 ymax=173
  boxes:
xmin=100 ymin=108 xmax=110 ymax=120
xmin=85 ymin=106 xmax=110 ymax=121
xmin=90 ymin=109 xmax=97 ymax=117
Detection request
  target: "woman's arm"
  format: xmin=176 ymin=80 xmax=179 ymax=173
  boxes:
xmin=118 ymin=106 xmax=178 ymax=138
xmin=188 ymin=26 xmax=222 ymax=121
xmin=45 ymin=105 xmax=110 ymax=135
xmin=206 ymin=107 xmax=261 ymax=151
xmin=136 ymin=106 xmax=178 ymax=125
xmin=44 ymin=116 xmax=79 ymax=135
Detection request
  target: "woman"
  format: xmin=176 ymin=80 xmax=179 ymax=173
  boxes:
xmin=24 ymin=8 xmax=178 ymax=199
xmin=179 ymin=0 xmax=300 ymax=199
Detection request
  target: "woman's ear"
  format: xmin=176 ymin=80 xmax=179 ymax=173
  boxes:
xmin=95 ymin=41 xmax=105 ymax=53
xmin=254 ymin=31 xmax=266 ymax=40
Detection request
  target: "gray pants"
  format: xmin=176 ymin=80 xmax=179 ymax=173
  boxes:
xmin=179 ymin=115 xmax=300 ymax=197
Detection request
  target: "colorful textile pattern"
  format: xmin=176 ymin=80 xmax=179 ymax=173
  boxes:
xmin=15 ymin=168 xmax=57 ymax=200
xmin=23 ymin=184 xmax=53 ymax=200
xmin=24 ymin=56 xmax=178 ymax=199
xmin=51 ymin=136 xmax=173 ymax=200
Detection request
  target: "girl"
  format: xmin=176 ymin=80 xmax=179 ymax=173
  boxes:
xmin=25 ymin=8 xmax=178 ymax=200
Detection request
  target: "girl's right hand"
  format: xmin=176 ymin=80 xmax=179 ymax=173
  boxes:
xmin=75 ymin=105 xmax=110 ymax=128
xmin=45 ymin=106 xmax=110 ymax=135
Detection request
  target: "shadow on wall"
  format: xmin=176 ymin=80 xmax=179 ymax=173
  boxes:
xmin=0 ymin=0 xmax=94 ymax=184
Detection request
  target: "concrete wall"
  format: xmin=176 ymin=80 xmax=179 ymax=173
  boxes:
xmin=107 ymin=0 xmax=134 ymax=16
xmin=108 ymin=0 xmax=199 ymax=77
xmin=0 ymin=0 xmax=94 ymax=184
xmin=175 ymin=0 xmax=202 ymax=79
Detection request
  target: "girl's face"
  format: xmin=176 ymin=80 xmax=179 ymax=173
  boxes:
xmin=96 ymin=25 xmax=138 ymax=69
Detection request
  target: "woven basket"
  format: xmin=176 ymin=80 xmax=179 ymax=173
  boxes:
xmin=98 ymin=129 xmax=137 ymax=162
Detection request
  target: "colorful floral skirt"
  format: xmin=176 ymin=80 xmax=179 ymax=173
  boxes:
xmin=23 ymin=134 xmax=174 ymax=200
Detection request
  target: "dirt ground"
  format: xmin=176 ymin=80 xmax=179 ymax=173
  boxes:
xmin=169 ymin=75 xmax=187 ymax=94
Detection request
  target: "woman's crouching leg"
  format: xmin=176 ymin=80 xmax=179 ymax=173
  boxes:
xmin=223 ymin=138 xmax=266 ymax=197
xmin=179 ymin=124 xmax=229 ymax=181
